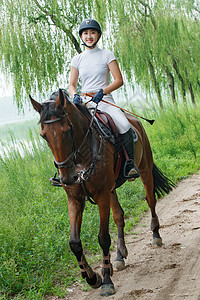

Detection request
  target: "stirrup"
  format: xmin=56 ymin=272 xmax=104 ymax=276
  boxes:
xmin=123 ymin=160 xmax=140 ymax=179
xmin=49 ymin=172 xmax=62 ymax=187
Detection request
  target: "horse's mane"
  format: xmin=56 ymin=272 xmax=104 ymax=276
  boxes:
xmin=49 ymin=89 xmax=69 ymax=101
xmin=39 ymin=89 xmax=70 ymax=123
xmin=39 ymin=89 xmax=92 ymax=124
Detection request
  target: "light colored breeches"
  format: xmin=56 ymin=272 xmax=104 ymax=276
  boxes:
xmin=81 ymin=95 xmax=131 ymax=134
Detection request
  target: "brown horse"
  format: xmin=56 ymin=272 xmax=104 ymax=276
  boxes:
xmin=30 ymin=89 xmax=174 ymax=296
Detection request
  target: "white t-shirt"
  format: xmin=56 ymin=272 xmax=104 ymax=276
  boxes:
xmin=71 ymin=47 xmax=116 ymax=94
xmin=71 ymin=47 xmax=131 ymax=133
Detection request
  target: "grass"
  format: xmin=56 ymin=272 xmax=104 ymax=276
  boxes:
xmin=143 ymin=102 xmax=200 ymax=181
xmin=1 ymin=102 xmax=200 ymax=299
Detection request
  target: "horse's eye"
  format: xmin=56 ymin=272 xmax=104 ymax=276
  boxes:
xmin=61 ymin=122 xmax=71 ymax=133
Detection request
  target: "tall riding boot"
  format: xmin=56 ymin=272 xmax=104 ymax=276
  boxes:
xmin=119 ymin=129 xmax=140 ymax=179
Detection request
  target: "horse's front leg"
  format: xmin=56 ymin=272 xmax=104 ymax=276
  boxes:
xmin=110 ymin=190 xmax=128 ymax=271
xmin=97 ymin=192 xmax=116 ymax=296
xmin=67 ymin=195 xmax=102 ymax=289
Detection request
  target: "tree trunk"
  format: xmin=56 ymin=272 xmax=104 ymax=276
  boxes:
xmin=172 ymin=58 xmax=186 ymax=103
xmin=148 ymin=60 xmax=163 ymax=109
xmin=32 ymin=0 xmax=82 ymax=53
xmin=185 ymin=69 xmax=195 ymax=105
xmin=188 ymin=82 xmax=195 ymax=104
xmin=165 ymin=66 xmax=176 ymax=104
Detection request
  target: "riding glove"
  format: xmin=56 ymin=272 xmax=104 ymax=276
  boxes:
xmin=92 ymin=89 xmax=104 ymax=104
xmin=73 ymin=94 xmax=82 ymax=104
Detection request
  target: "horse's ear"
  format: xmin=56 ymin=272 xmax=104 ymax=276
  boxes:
xmin=29 ymin=95 xmax=43 ymax=113
xmin=58 ymin=89 xmax=65 ymax=107
xmin=56 ymin=89 xmax=71 ymax=108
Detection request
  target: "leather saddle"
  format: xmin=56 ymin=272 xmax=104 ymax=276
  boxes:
xmin=75 ymin=103 xmax=137 ymax=188
xmin=93 ymin=110 xmax=138 ymax=188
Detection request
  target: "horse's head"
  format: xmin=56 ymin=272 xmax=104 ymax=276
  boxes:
xmin=29 ymin=89 xmax=79 ymax=186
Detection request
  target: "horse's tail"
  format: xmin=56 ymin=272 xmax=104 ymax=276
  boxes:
xmin=153 ymin=163 xmax=175 ymax=198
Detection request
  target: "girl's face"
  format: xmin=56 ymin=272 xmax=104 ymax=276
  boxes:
xmin=81 ymin=29 xmax=99 ymax=48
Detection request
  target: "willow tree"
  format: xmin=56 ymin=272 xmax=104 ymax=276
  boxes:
xmin=0 ymin=0 xmax=200 ymax=108
xmin=104 ymin=0 xmax=200 ymax=107
xmin=152 ymin=10 xmax=200 ymax=105
xmin=0 ymin=0 xmax=95 ymax=108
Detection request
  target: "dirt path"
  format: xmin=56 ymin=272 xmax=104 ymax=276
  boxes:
xmin=50 ymin=172 xmax=200 ymax=300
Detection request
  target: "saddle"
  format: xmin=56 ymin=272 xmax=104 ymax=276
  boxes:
xmin=95 ymin=111 xmax=119 ymax=141
xmin=75 ymin=103 xmax=138 ymax=188
xmin=95 ymin=110 xmax=138 ymax=188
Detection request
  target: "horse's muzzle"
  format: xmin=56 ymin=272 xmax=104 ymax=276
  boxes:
xmin=59 ymin=171 xmax=79 ymax=186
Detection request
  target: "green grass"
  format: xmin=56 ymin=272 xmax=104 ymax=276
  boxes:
xmin=143 ymin=102 xmax=200 ymax=181
xmin=1 ymin=102 xmax=200 ymax=299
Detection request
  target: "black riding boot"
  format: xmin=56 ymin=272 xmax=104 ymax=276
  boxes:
xmin=119 ymin=129 xmax=140 ymax=179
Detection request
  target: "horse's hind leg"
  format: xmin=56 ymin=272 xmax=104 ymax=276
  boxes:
xmin=140 ymin=170 xmax=162 ymax=247
xmin=110 ymin=190 xmax=128 ymax=271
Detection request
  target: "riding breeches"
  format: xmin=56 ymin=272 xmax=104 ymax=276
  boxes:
xmin=81 ymin=94 xmax=131 ymax=134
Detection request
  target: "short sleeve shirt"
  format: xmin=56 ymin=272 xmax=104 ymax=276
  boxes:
xmin=71 ymin=47 xmax=116 ymax=93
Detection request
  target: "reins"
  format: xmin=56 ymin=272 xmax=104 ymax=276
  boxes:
xmin=41 ymin=102 xmax=103 ymax=204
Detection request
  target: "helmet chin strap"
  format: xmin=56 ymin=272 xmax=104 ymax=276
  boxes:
xmin=81 ymin=33 xmax=101 ymax=49
xmin=81 ymin=41 xmax=98 ymax=48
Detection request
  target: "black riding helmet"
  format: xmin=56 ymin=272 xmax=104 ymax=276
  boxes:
xmin=79 ymin=19 xmax=102 ymax=36
xmin=79 ymin=19 xmax=102 ymax=48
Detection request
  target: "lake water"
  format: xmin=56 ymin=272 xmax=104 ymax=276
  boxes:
xmin=0 ymin=96 xmax=37 ymax=125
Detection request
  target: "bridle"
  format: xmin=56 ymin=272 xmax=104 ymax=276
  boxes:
xmin=42 ymin=113 xmax=77 ymax=169
xmin=41 ymin=105 xmax=104 ymax=182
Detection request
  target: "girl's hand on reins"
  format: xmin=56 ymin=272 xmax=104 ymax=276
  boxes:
xmin=73 ymin=94 xmax=82 ymax=104
xmin=92 ymin=89 xmax=104 ymax=104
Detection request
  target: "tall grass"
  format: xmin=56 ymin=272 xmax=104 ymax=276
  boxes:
xmin=1 ymin=103 xmax=200 ymax=299
xmin=143 ymin=103 xmax=200 ymax=180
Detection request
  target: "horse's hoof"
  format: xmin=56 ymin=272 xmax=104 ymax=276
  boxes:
xmin=117 ymin=238 xmax=128 ymax=258
xmin=90 ymin=272 xmax=102 ymax=289
xmin=153 ymin=237 xmax=162 ymax=247
xmin=113 ymin=259 xmax=125 ymax=271
xmin=100 ymin=283 xmax=116 ymax=296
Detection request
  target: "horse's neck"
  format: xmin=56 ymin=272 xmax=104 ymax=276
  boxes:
xmin=64 ymin=102 xmax=89 ymax=139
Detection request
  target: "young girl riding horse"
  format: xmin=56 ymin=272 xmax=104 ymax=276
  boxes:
xmin=69 ymin=19 xmax=139 ymax=179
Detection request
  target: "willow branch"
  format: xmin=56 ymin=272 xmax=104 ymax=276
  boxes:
xmin=137 ymin=0 xmax=157 ymax=30
xmin=32 ymin=0 xmax=82 ymax=53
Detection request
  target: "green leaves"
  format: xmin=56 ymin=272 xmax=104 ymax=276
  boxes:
xmin=110 ymin=1 xmax=200 ymax=107
xmin=0 ymin=0 xmax=199 ymax=108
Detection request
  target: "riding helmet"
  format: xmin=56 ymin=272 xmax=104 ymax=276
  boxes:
xmin=79 ymin=19 xmax=102 ymax=36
